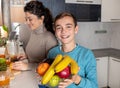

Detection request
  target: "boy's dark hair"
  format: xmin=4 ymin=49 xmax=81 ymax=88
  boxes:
xmin=54 ymin=12 xmax=77 ymax=27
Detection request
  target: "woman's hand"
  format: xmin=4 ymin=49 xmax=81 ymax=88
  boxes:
xmin=17 ymin=54 xmax=27 ymax=60
xmin=12 ymin=61 xmax=28 ymax=71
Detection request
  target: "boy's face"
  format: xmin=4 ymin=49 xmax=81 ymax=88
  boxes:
xmin=55 ymin=16 xmax=78 ymax=45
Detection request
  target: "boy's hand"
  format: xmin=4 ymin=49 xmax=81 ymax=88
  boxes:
xmin=58 ymin=67 xmax=81 ymax=88
xmin=58 ymin=79 xmax=73 ymax=88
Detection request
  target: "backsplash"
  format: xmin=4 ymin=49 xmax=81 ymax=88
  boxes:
xmin=75 ymin=22 xmax=113 ymax=49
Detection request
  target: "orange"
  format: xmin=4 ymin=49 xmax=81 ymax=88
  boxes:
xmin=37 ymin=62 xmax=50 ymax=76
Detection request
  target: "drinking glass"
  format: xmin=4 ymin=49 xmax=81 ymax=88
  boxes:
xmin=6 ymin=40 xmax=19 ymax=63
xmin=6 ymin=40 xmax=19 ymax=78
xmin=0 ymin=47 xmax=5 ymax=58
xmin=0 ymin=68 xmax=10 ymax=88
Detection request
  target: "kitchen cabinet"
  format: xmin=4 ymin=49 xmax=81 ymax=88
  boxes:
xmin=108 ymin=57 xmax=120 ymax=88
xmin=52 ymin=0 xmax=65 ymax=18
xmin=0 ymin=12 xmax=2 ymax=25
xmin=101 ymin=0 xmax=120 ymax=22
xmin=37 ymin=0 xmax=52 ymax=13
xmin=65 ymin=0 xmax=101 ymax=5
xmin=38 ymin=0 xmax=65 ymax=18
xmin=10 ymin=0 xmax=65 ymax=23
xmin=96 ymin=57 xmax=108 ymax=88
xmin=0 ymin=0 xmax=2 ymax=25
xmin=65 ymin=3 xmax=101 ymax=22
xmin=10 ymin=6 xmax=25 ymax=23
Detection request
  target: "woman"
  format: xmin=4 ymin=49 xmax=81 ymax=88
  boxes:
xmin=47 ymin=12 xmax=98 ymax=88
xmin=12 ymin=1 xmax=57 ymax=70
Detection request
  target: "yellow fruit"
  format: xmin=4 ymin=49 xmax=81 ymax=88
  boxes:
xmin=55 ymin=55 xmax=72 ymax=73
xmin=41 ymin=54 xmax=63 ymax=85
xmin=50 ymin=54 xmax=63 ymax=67
xmin=41 ymin=67 xmax=55 ymax=85
xmin=70 ymin=59 xmax=79 ymax=75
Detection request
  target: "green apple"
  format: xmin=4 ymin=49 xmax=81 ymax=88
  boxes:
xmin=49 ymin=75 xmax=60 ymax=87
xmin=0 ymin=58 xmax=6 ymax=64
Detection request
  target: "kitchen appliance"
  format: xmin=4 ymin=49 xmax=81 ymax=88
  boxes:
xmin=65 ymin=0 xmax=101 ymax=22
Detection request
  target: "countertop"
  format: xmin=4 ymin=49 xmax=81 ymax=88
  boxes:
xmin=92 ymin=48 xmax=120 ymax=59
xmin=10 ymin=63 xmax=39 ymax=88
xmin=9 ymin=47 xmax=40 ymax=88
xmin=9 ymin=48 xmax=120 ymax=88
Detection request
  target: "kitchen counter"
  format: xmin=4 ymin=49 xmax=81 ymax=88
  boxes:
xmin=10 ymin=63 xmax=40 ymax=88
xmin=8 ymin=47 xmax=40 ymax=88
xmin=92 ymin=48 xmax=120 ymax=59
xmin=9 ymin=48 xmax=120 ymax=88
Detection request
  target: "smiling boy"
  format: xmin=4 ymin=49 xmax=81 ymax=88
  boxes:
xmin=47 ymin=12 xmax=98 ymax=88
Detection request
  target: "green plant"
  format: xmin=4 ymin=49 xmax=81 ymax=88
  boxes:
xmin=0 ymin=25 xmax=9 ymax=47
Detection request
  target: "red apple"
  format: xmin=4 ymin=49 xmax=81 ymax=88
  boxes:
xmin=57 ymin=66 xmax=71 ymax=78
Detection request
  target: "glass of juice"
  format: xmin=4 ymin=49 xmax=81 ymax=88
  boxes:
xmin=0 ymin=47 xmax=5 ymax=58
xmin=6 ymin=40 xmax=19 ymax=63
xmin=0 ymin=69 xmax=10 ymax=87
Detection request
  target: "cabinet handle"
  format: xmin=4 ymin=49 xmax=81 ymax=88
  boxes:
xmin=76 ymin=0 xmax=93 ymax=3
xmin=110 ymin=19 xmax=120 ymax=21
xmin=96 ymin=59 xmax=100 ymax=61
xmin=112 ymin=59 xmax=120 ymax=62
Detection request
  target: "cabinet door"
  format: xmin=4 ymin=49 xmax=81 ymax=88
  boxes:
xmin=38 ymin=0 xmax=65 ymax=18
xmin=10 ymin=6 xmax=25 ymax=23
xmin=37 ymin=0 xmax=52 ymax=12
xmin=76 ymin=4 xmax=101 ymax=21
xmin=0 ymin=0 xmax=2 ymax=25
xmin=65 ymin=0 xmax=101 ymax=5
xmin=52 ymin=0 xmax=65 ymax=18
xmin=109 ymin=57 xmax=120 ymax=88
xmin=65 ymin=3 xmax=77 ymax=19
xmin=65 ymin=3 xmax=101 ymax=22
xmin=102 ymin=0 xmax=120 ymax=22
xmin=96 ymin=57 xmax=108 ymax=88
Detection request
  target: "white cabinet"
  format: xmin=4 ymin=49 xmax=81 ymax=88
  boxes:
xmin=108 ymin=57 xmax=120 ymax=88
xmin=101 ymin=0 xmax=120 ymax=22
xmin=65 ymin=0 xmax=101 ymax=5
xmin=96 ymin=57 xmax=108 ymax=88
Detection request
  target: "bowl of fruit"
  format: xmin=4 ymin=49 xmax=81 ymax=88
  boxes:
xmin=36 ymin=54 xmax=79 ymax=88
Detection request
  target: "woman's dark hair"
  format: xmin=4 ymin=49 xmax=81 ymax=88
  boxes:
xmin=24 ymin=1 xmax=54 ymax=34
xmin=54 ymin=12 xmax=77 ymax=27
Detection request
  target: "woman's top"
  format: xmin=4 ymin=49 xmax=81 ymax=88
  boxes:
xmin=47 ymin=44 xmax=98 ymax=88
xmin=19 ymin=24 xmax=57 ymax=63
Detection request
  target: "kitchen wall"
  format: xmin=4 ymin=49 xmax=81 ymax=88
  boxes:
xmin=75 ymin=22 xmax=113 ymax=49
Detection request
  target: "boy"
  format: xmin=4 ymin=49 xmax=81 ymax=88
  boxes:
xmin=47 ymin=12 xmax=98 ymax=88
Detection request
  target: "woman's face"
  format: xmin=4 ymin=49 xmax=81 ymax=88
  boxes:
xmin=55 ymin=16 xmax=78 ymax=45
xmin=25 ymin=12 xmax=44 ymax=30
